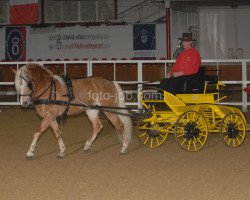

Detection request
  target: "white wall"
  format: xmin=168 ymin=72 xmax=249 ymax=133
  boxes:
xmin=199 ymin=7 xmax=250 ymax=59
xmin=156 ymin=23 xmax=166 ymax=58
xmin=236 ymin=7 xmax=250 ymax=59
xmin=171 ymin=10 xmax=199 ymax=58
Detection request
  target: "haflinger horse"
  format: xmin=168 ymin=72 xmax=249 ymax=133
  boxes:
xmin=13 ymin=63 xmax=132 ymax=159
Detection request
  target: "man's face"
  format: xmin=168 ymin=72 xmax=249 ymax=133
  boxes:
xmin=182 ymin=40 xmax=192 ymax=49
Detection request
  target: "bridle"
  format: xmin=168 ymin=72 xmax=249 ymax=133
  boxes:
xmin=18 ymin=70 xmax=55 ymax=102
xmin=19 ymin=74 xmax=33 ymax=96
xmin=18 ymin=68 xmax=33 ymax=97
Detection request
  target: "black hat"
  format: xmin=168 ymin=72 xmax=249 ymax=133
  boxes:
xmin=179 ymin=32 xmax=193 ymax=41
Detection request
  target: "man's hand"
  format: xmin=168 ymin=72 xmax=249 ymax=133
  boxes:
xmin=173 ymin=71 xmax=184 ymax=77
xmin=166 ymin=72 xmax=172 ymax=79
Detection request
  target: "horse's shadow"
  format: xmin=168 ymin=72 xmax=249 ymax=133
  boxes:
xmin=32 ymin=139 xmax=121 ymax=160
xmin=34 ymin=140 xmax=84 ymax=160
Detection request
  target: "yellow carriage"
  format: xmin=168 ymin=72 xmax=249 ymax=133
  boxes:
xmin=137 ymin=77 xmax=248 ymax=152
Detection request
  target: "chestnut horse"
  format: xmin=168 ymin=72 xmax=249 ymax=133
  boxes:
xmin=13 ymin=63 xmax=132 ymax=158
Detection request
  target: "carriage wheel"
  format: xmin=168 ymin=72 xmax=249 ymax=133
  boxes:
xmin=220 ymin=113 xmax=246 ymax=148
xmin=137 ymin=120 xmax=168 ymax=148
xmin=175 ymin=111 xmax=208 ymax=152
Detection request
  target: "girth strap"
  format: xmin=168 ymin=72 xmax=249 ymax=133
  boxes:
xmin=61 ymin=74 xmax=75 ymax=101
xmin=57 ymin=74 xmax=75 ymax=124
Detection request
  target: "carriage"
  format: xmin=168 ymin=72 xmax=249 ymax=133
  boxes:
xmin=13 ymin=64 xmax=250 ymax=158
xmin=137 ymin=69 xmax=249 ymax=151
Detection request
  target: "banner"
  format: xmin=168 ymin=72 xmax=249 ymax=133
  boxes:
xmin=5 ymin=27 xmax=26 ymax=61
xmin=133 ymin=24 xmax=156 ymax=58
xmin=10 ymin=0 xmax=38 ymax=24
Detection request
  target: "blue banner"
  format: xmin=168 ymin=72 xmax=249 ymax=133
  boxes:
xmin=133 ymin=24 xmax=156 ymax=58
xmin=5 ymin=27 xmax=26 ymax=61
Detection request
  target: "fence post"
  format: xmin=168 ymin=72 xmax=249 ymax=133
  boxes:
xmin=88 ymin=61 xmax=92 ymax=77
xmin=138 ymin=60 xmax=142 ymax=108
xmin=242 ymin=60 xmax=248 ymax=112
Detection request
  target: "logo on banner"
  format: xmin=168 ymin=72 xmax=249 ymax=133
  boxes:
xmin=5 ymin=27 xmax=26 ymax=61
xmin=133 ymin=24 xmax=156 ymax=58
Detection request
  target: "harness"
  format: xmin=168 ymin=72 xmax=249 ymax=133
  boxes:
xmin=32 ymin=74 xmax=75 ymax=124
xmin=57 ymin=74 xmax=75 ymax=124
xmin=20 ymin=74 xmax=150 ymax=124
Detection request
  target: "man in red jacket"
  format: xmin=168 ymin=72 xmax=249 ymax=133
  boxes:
xmin=159 ymin=32 xmax=201 ymax=95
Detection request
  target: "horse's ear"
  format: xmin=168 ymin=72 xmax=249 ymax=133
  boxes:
xmin=11 ymin=69 xmax=17 ymax=74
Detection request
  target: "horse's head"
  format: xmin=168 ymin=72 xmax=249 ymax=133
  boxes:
xmin=14 ymin=65 xmax=34 ymax=108
xmin=13 ymin=63 xmax=55 ymax=108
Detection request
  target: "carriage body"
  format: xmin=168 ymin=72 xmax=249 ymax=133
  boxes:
xmin=138 ymin=82 xmax=248 ymax=151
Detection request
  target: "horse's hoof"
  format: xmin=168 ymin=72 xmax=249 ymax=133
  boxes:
xmin=57 ymin=155 xmax=64 ymax=159
xmin=120 ymin=150 xmax=128 ymax=155
xmin=25 ymin=155 xmax=34 ymax=160
xmin=84 ymin=148 xmax=92 ymax=153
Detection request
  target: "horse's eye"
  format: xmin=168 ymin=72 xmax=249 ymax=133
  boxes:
xmin=19 ymin=79 xmax=23 ymax=86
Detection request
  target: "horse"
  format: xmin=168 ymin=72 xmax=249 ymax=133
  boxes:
xmin=13 ymin=63 xmax=132 ymax=159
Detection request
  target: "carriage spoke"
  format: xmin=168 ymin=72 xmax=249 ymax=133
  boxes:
xmin=177 ymin=133 xmax=185 ymax=138
xmin=189 ymin=113 xmax=195 ymax=121
xmin=198 ymin=125 xmax=206 ymax=131
xmin=223 ymin=135 xmax=229 ymax=140
xmin=187 ymin=140 xmax=191 ymax=151
xmin=156 ymin=137 xmax=160 ymax=146
xmin=193 ymin=140 xmax=197 ymax=151
xmin=234 ymin=115 xmax=238 ymax=122
xmin=143 ymin=136 xmax=149 ymax=145
xmin=236 ymin=137 xmax=241 ymax=144
xmin=199 ymin=133 xmax=207 ymax=138
xmin=232 ymin=139 xmax=236 ymax=147
xmin=179 ymin=119 xmax=188 ymax=125
xmin=150 ymin=138 xmax=153 ymax=147
xmin=197 ymin=121 xmax=205 ymax=128
xmin=230 ymin=115 xmax=233 ymax=122
xmin=139 ymin=132 xmax=147 ymax=138
xmin=197 ymin=137 xmax=203 ymax=145
xmin=236 ymin=121 xmax=243 ymax=126
xmin=181 ymin=138 xmax=187 ymax=146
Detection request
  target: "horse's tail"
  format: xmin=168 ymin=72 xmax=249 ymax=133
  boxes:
xmin=113 ymin=82 xmax=133 ymax=144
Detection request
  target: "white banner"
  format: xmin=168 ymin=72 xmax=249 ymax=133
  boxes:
xmin=8 ymin=24 xmax=165 ymax=61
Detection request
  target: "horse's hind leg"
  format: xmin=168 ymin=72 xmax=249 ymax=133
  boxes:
xmin=26 ymin=115 xmax=53 ymax=159
xmin=50 ymin=120 xmax=65 ymax=158
xmin=105 ymin=113 xmax=128 ymax=154
xmin=84 ymin=109 xmax=103 ymax=152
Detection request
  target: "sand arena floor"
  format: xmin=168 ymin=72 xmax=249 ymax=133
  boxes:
xmin=1 ymin=107 xmax=250 ymax=200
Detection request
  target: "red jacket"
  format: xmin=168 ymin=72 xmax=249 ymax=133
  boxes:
xmin=172 ymin=47 xmax=201 ymax=75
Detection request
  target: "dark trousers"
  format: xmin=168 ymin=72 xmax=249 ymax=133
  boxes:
xmin=159 ymin=74 xmax=195 ymax=95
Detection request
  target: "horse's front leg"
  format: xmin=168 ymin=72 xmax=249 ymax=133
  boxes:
xmin=26 ymin=114 xmax=53 ymax=159
xmin=50 ymin=120 xmax=65 ymax=158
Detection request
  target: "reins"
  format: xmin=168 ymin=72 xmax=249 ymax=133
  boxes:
xmin=21 ymin=74 xmax=150 ymax=120
xmin=33 ymin=75 xmax=148 ymax=118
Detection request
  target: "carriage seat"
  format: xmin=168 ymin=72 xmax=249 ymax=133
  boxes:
xmin=179 ymin=67 xmax=219 ymax=94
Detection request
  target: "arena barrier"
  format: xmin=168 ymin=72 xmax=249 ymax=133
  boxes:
xmin=0 ymin=59 xmax=249 ymax=111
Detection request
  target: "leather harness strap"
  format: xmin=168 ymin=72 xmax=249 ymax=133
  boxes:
xmin=33 ymin=74 xmax=75 ymax=124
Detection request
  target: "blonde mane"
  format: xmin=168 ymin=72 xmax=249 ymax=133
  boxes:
xmin=53 ymin=75 xmax=66 ymax=87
